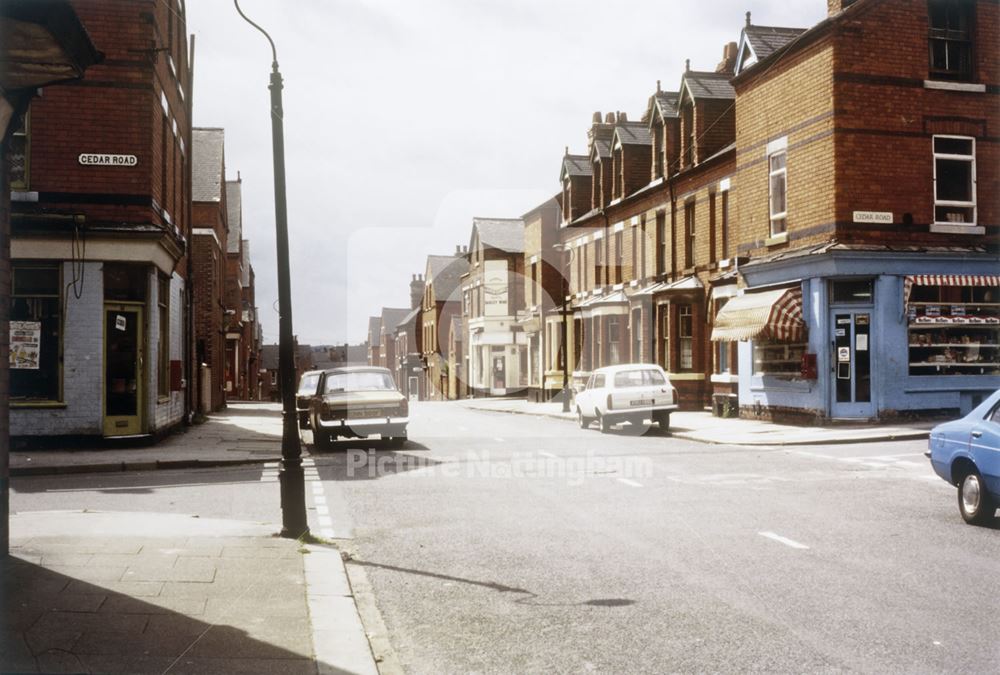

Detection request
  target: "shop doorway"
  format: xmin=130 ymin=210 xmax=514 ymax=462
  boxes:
xmin=104 ymin=304 xmax=144 ymax=436
xmin=830 ymin=310 xmax=874 ymax=418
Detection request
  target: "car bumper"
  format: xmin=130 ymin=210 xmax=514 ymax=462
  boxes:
xmin=317 ymin=416 xmax=409 ymax=437
xmin=604 ymin=404 xmax=678 ymax=422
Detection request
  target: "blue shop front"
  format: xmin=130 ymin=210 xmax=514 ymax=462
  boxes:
xmin=712 ymin=244 xmax=1000 ymax=422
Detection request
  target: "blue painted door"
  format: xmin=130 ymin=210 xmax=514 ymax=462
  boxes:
xmin=830 ymin=310 xmax=875 ymax=419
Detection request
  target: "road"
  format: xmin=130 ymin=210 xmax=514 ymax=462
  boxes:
xmin=12 ymin=402 xmax=1000 ymax=674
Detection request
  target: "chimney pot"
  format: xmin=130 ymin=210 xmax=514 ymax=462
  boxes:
xmin=605 ymin=112 xmax=615 ymax=123
xmin=455 ymin=244 xmax=461 ymax=253
xmin=745 ymin=11 xmax=751 ymax=27
xmin=618 ymin=111 xmax=628 ymax=122
xmin=592 ymin=111 xmax=602 ymax=123
xmin=827 ymin=0 xmax=857 ymax=14
xmin=656 ymin=79 xmax=661 ymax=92
xmin=685 ymin=58 xmax=691 ymax=72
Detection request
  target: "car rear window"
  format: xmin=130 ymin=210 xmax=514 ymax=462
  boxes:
xmin=614 ymin=370 xmax=645 ymax=388
xmin=324 ymin=371 xmax=395 ymax=393
xmin=643 ymin=369 xmax=666 ymax=385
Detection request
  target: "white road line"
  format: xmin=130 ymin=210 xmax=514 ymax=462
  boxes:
xmin=539 ymin=451 xmax=557 ymax=459
xmin=616 ymin=478 xmax=643 ymax=488
xmin=318 ymin=515 xmax=333 ymax=527
xmin=320 ymin=528 xmax=336 ymax=538
xmin=312 ymin=495 xmax=327 ymax=506
xmin=759 ymin=531 xmax=810 ymax=550
xmin=315 ymin=505 xmax=329 ymax=516
xmin=494 ymin=437 xmax=506 ymax=442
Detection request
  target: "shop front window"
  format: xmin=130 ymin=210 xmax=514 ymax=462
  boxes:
xmin=907 ymin=279 xmax=999 ymax=376
xmin=10 ymin=265 xmax=62 ymax=401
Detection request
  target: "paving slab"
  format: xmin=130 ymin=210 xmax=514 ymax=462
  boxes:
xmin=5 ymin=510 xmax=379 ymax=675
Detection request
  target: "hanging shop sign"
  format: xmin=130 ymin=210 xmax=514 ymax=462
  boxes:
xmin=78 ymin=153 xmax=138 ymax=167
xmin=10 ymin=321 xmax=41 ymax=370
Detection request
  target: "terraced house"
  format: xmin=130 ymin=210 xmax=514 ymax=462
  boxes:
xmin=558 ymin=0 xmax=998 ymax=422
xmin=8 ymin=0 xmax=193 ymax=439
xmin=714 ymin=0 xmax=1000 ymax=421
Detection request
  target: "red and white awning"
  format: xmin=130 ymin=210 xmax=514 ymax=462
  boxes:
xmin=711 ymin=287 xmax=805 ymax=342
xmin=903 ymin=275 xmax=1000 ymax=305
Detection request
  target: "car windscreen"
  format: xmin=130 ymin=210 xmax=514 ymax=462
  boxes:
xmin=324 ymin=371 xmax=395 ymax=393
xmin=297 ymin=373 xmax=320 ymax=395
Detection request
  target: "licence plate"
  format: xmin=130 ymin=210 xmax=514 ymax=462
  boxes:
xmin=629 ymin=399 xmax=654 ymax=406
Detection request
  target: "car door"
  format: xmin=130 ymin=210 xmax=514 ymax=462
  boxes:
xmin=970 ymin=398 xmax=1000 ymax=496
xmin=577 ymin=374 xmax=595 ymax=412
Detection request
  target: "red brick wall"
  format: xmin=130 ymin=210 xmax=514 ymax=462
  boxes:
xmin=20 ymin=1 xmax=190 ymax=243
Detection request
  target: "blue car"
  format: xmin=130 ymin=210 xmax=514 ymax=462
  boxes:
xmin=927 ymin=388 xmax=1000 ymax=526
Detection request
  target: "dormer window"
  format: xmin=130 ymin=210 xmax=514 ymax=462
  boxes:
xmin=928 ymin=0 xmax=973 ymax=81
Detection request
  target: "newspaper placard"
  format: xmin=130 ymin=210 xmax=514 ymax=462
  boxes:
xmin=10 ymin=320 xmax=41 ymax=370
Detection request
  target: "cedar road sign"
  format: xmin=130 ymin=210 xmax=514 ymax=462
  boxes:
xmin=78 ymin=153 xmax=138 ymax=166
xmin=852 ymin=211 xmax=893 ymax=224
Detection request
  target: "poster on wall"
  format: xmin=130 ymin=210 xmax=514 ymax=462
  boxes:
xmin=10 ymin=320 xmax=41 ymax=370
xmin=483 ymin=260 xmax=509 ymax=316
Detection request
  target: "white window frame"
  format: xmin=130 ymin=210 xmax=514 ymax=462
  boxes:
xmin=768 ymin=149 xmax=788 ymax=236
xmin=932 ymin=134 xmax=976 ymax=227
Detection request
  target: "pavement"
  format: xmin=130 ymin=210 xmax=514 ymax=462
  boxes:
xmin=454 ymin=397 xmax=936 ymax=446
xmin=3 ymin=511 xmax=379 ymax=675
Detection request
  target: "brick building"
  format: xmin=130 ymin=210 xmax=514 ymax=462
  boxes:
xmin=713 ymin=0 xmax=1000 ymax=421
xmin=191 ymin=127 xmax=229 ymax=413
xmin=8 ymin=0 xmax=192 ymax=439
xmin=462 ymin=219 xmax=526 ymax=397
xmin=518 ymin=196 xmax=564 ymax=402
xmin=394 ymin=274 xmax=425 ymax=400
xmin=421 ymin=251 xmax=469 ymax=400
xmin=222 ymin=178 xmax=259 ymax=401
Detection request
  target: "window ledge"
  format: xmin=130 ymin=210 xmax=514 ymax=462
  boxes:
xmin=765 ymin=232 xmax=788 ymax=246
xmin=924 ymin=80 xmax=985 ymax=93
xmin=666 ymin=372 xmax=705 ymax=381
xmin=930 ymin=223 xmax=984 ymax=235
xmin=157 ymin=395 xmax=170 ymax=404
xmin=11 ymin=401 xmax=67 ymax=409
xmin=10 ymin=190 xmax=39 ymax=202
xmin=711 ymin=373 xmax=739 ymax=384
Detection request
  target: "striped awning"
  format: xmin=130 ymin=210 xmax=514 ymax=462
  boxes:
xmin=711 ymin=287 xmax=805 ymax=342
xmin=903 ymin=275 xmax=1000 ymax=305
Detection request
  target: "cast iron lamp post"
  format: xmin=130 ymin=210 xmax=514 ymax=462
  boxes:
xmin=234 ymin=0 xmax=308 ymax=539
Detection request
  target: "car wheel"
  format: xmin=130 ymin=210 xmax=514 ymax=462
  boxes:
xmin=389 ymin=435 xmax=407 ymax=448
xmin=577 ymin=408 xmax=590 ymax=429
xmin=314 ymin=429 xmax=330 ymax=449
xmin=653 ymin=411 xmax=670 ymax=432
xmin=599 ymin=413 xmax=612 ymax=434
xmin=958 ymin=468 xmax=997 ymax=526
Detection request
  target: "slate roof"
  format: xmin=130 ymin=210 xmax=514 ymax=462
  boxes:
xmin=562 ymin=155 xmax=592 ymax=178
xmin=225 ymin=180 xmax=242 ymax=253
xmin=682 ymin=71 xmax=735 ymax=101
xmin=591 ymin=138 xmax=612 ymax=159
xmin=380 ymin=307 xmax=411 ymax=335
xmin=426 ymin=254 xmax=469 ymax=300
xmin=614 ymin=122 xmax=652 ymax=147
xmin=473 ymin=217 xmax=524 ymax=254
xmin=260 ymin=344 xmax=278 ymax=370
xmin=296 ymin=344 xmax=314 ymax=370
xmin=192 ymin=128 xmax=225 ymax=203
xmin=744 ymin=25 xmax=807 ymax=63
xmin=650 ymin=91 xmax=680 ymax=120
xmin=396 ymin=306 xmax=420 ymax=332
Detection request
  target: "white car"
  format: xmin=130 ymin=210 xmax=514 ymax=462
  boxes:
xmin=575 ymin=364 xmax=679 ymax=433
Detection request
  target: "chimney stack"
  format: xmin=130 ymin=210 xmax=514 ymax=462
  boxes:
xmin=717 ymin=41 xmax=738 ymax=73
xmin=410 ymin=273 xmax=426 ymax=310
xmin=827 ymin=0 xmax=858 ymax=14
xmin=592 ymin=111 xmax=602 ymax=124
xmin=604 ymin=112 xmax=615 ymax=123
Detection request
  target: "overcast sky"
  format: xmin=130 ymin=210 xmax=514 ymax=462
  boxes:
xmin=185 ymin=0 xmax=827 ymax=346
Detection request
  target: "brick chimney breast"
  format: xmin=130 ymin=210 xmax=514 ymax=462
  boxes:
xmin=828 ymin=0 xmax=858 ymax=15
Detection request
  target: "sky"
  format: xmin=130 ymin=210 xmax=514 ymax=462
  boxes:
xmin=185 ymin=0 xmax=828 ymax=346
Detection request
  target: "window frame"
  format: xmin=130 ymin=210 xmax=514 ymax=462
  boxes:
xmin=10 ymin=263 xmax=63 ymax=403
xmin=9 ymin=107 xmax=30 ymax=189
xmin=932 ymin=134 xmax=976 ymax=226
xmin=684 ymin=199 xmax=696 ymax=269
xmin=678 ymin=304 xmax=694 ymax=372
xmin=157 ymin=274 xmax=171 ymax=399
xmin=768 ymin=150 xmax=788 ymax=236
xmin=927 ymin=0 xmax=974 ymax=82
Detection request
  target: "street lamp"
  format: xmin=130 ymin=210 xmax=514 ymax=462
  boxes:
xmin=234 ymin=0 xmax=308 ymax=539
xmin=555 ymin=243 xmax=573 ymax=413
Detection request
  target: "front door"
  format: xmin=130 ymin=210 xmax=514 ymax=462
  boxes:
xmin=830 ymin=310 xmax=874 ymax=418
xmin=104 ymin=304 xmax=144 ymax=436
